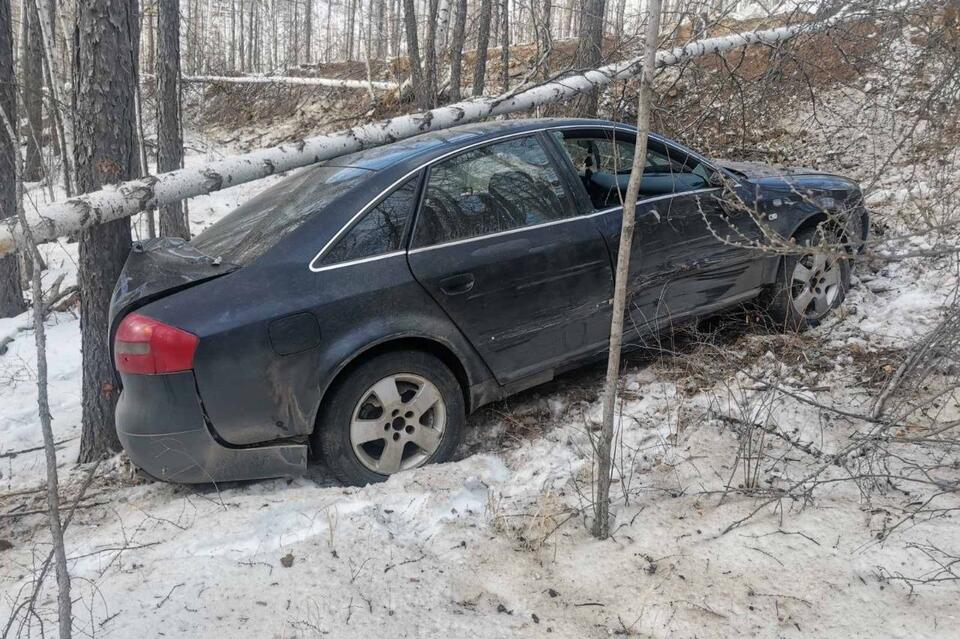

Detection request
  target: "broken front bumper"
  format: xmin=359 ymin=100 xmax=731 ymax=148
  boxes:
xmin=116 ymin=372 xmax=307 ymax=484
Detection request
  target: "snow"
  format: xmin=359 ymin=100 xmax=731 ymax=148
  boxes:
xmin=4 ymin=31 xmax=960 ymax=638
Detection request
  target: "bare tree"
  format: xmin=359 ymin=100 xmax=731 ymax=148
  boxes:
xmin=22 ymin=0 xmax=44 ymax=182
xmin=157 ymin=0 xmax=189 ymax=238
xmin=424 ymin=0 xmax=441 ymax=105
xmin=448 ymin=0 xmax=467 ymax=101
xmin=499 ymin=0 xmax=509 ymax=91
xmin=0 ymin=98 xmax=73 ymax=639
xmin=74 ymin=0 xmax=140 ymax=463
xmin=472 ymin=0 xmax=492 ymax=96
xmin=0 ymin=0 xmax=25 ymax=318
xmin=572 ymin=0 xmax=605 ymax=116
xmin=402 ymin=0 xmax=429 ymax=108
xmin=305 ymin=0 xmax=313 ymax=63
xmin=593 ymin=0 xmax=660 ymax=541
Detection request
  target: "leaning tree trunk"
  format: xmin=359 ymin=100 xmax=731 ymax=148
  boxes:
xmin=401 ymin=0 xmax=428 ymax=109
xmin=448 ymin=0 xmax=467 ymax=101
xmin=0 ymin=19 xmax=846 ymax=255
xmin=22 ymin=0 xmax=44 ymax=182
xmin=74 ymin=0 xmax=140 ymax=463
xmin=571 ymin=0 xmax=606 ymax=117
xmin=0 ymin=0 xmax=25 ymax=318
xmin=593 ymin=0 xmax=661 ymax=541
xmin=157 ymin=0 xmax=188 ymax=238
xmin=472 ymin=0 xmax=492 ymax=96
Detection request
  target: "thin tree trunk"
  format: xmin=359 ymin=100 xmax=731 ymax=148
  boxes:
xmin=471 ymin=0 xmax=491 ymax=95
xmin=498 ymin=0 xmax=508 ymax=92
xmin=230 ymin=0 xmax=236 ymax=69
xmin=22 ymin=0 xmax=44 ymax=182
xmin=304 ymin=0 xmax=312 ymax=63
xmin=134 ymin=82 xmax=156 ymax=239
xmin=423 ymin=0 xmax=440 ymax=104
xmin=346 ymin=0 xmax=356 ymax=59
xmin=402 ymin=0 xmax=428 ymax=108
xmin=74 ymin=0 xmax=140 ymax=463
xmin=36 ymin=0 xmax=73 ymax=195
xmin=0 ymin=0 xmax=25 ymax=318
xmin=448 ymin=0 xmax=466 ymax=101
xmin=572 ymin=0 xmax=605 ymax=117
xmin=0 ymin=96 xmax=72 ymax=639
xmin=157 ymin=0 xmax=188 ymax=238
xmin=593 ymin=0 xmax=660 ymax=541
xmin=238 ymin=0 xmax=245 ymax=70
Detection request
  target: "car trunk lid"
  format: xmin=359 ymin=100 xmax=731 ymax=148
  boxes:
xmin=109 ymin=237 xmax=238 ymax=329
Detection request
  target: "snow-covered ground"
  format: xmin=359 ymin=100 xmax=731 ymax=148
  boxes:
xmin=4 ymin=73 xmax=960 ymax=639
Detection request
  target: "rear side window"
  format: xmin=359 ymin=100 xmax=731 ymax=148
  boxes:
xmin=192 ymin=164 xmax=370 ymax=265
xmin=412 ymin=136 xmax=575 ymax=247
xmin=320 ymin=176 xmax=419 ymax=265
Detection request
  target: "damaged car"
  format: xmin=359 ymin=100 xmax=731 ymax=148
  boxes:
xmin=109 ymin=118 xmax=869 ymax=485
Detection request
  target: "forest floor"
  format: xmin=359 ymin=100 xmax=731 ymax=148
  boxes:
xmin=3 ymin=31 xmax=960 ymax=639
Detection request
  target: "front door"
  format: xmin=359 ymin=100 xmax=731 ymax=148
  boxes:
xmin=407 ymin=134 xmax=614 ymax=384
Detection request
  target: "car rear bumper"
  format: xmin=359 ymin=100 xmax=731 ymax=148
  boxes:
xmin=116 ymin=372 xmax=307 ymax=484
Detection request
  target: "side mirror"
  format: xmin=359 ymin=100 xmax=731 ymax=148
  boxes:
xmin=708 ymin=171 xmax=727 ymax=188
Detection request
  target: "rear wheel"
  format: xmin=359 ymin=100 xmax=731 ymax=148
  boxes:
xmin=763 ymin=225 xmax=851 ymax=332
xmin=315 ymin=351 xmax=465 ymax=486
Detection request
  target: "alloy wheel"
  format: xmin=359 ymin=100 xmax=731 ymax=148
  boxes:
xmin=349 ymin=373 xmax=446 ymax=475
xmin=790 ymin=251 xmax=843 ymax=319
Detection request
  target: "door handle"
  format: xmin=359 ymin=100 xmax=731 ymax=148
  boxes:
xmin=439 ymin=273 xmax=475 ymax=296
xmin=640 ymin=208 xmax=661 ymax=224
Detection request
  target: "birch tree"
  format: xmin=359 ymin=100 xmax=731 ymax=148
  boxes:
xmin=74 ymin=0 xmax=140 ymax=463
xmin=0 ymin=0 xmax=25 ymax=318
xmin=592 ymin=0 xmax=661 ymax=541
xmin=157 ymin=0 xmax=189 ymax=238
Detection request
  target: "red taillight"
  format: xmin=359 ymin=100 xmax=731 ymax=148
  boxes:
xmin=114 ymin=312 xmax=199 ymax=375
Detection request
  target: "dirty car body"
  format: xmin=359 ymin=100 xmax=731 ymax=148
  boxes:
xmin=109 ymin=118 xmax=869 ymax=484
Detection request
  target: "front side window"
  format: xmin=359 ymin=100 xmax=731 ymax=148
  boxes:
xmin=412 ymin=136 xmax=575 ymax=247
xmin=320 ymin=176 xmax=419 ymax=265
xmin=552 ymin=131 xmax=712 ymax=208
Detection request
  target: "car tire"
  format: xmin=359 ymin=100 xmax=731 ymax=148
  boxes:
xmin=315 ymin=350 xmax=465 ymax=486
xmin=762 ymin=224 xmax=851 ymax=332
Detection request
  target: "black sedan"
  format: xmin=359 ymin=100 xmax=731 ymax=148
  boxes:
xmin=109 ymin=118 xmax=868 ymax=485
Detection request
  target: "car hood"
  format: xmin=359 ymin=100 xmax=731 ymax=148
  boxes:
xmin=109 ymin=237 xmax=239 ymax=330
xmin=714 ymin=159 xmax=860 ymax=194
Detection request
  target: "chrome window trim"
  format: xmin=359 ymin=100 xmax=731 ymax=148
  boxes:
xmin=308 ymin=123 xmax=719 ymax=272
xmin=309 ymin=250 xmax=406 ymax=273
xmin=407 ymin=187 xmax=722 ymax=254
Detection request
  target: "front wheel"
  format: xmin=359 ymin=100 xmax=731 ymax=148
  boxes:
xmin=315 ymin=351 xmax=465 ymax=486
xmin=763 ymin=225 xmax=851 ymax=332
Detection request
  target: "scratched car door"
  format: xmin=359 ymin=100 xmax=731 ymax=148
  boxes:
xmin=406 ymin=134 xmax=615 ymax=385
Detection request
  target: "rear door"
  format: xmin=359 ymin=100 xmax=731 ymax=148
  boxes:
xmin=406 ymin=134 xmax=614 ymax=385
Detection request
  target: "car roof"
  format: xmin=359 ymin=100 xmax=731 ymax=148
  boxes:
xmin=323 ymin=118 xmax=636 ymax=172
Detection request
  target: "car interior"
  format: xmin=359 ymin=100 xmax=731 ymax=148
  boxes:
xmin=553 ymin=132 xmax=713 ymax=209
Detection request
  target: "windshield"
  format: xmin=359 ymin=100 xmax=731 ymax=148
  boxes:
xmin=191 ymin=164 xmax=371 ymax=265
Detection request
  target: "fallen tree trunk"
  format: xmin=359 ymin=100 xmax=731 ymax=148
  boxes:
xmin=182 ymin=74 xmax=399 ymax=90
xmin=0 ymin=17 xmax=848 ymax=257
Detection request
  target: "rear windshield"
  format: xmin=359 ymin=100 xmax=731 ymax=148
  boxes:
xmin=191 ymin=164 xmax=371 ymax=265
